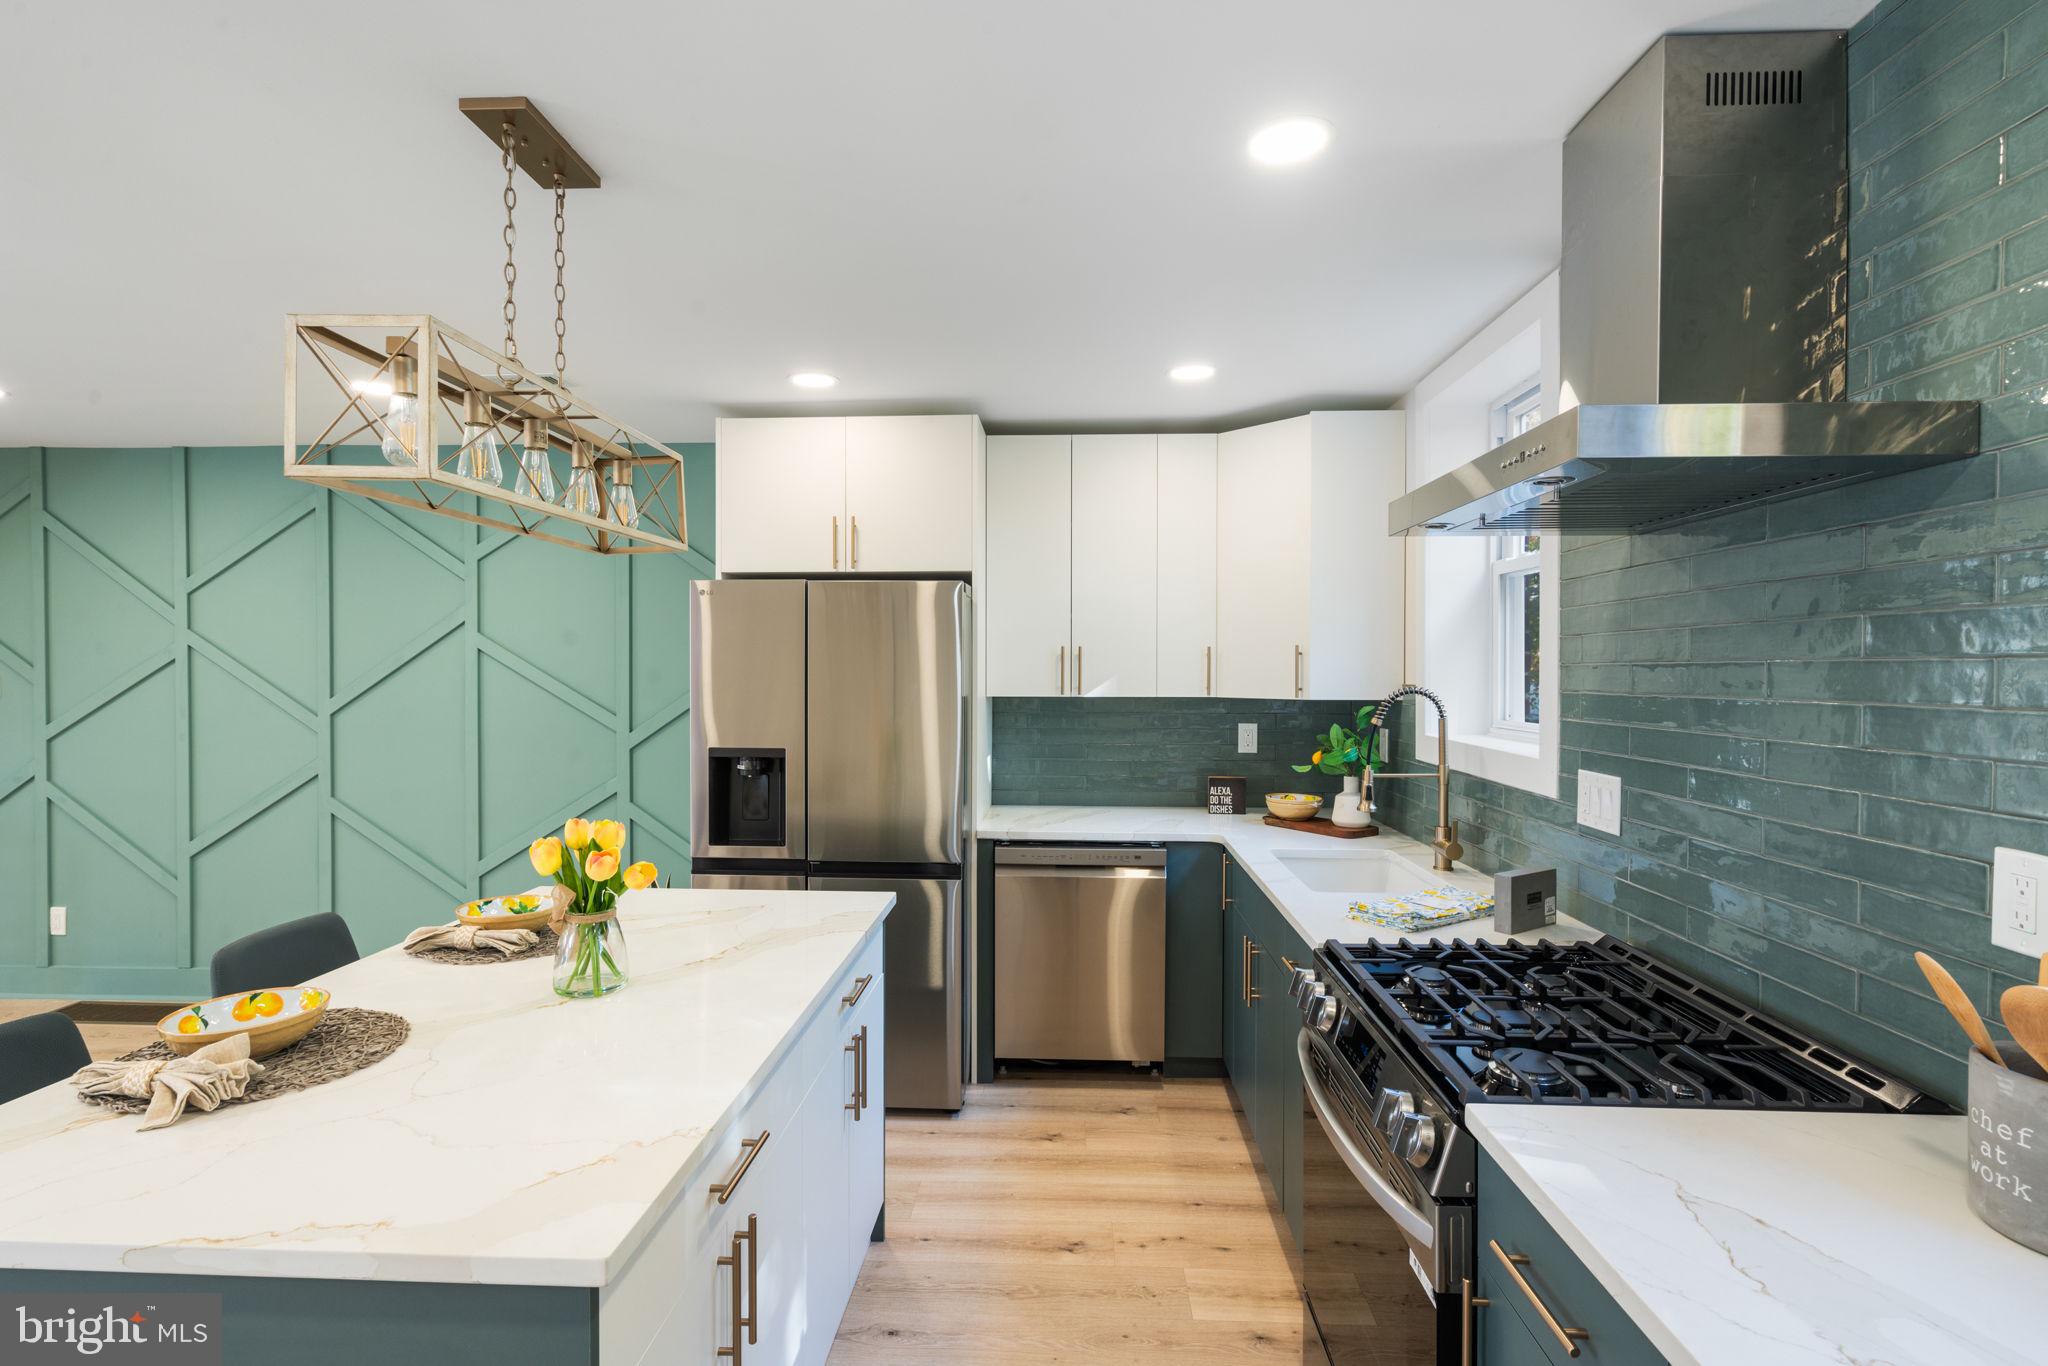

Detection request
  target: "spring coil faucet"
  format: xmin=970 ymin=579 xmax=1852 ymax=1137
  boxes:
xmin=1364 ymin=685 xmax=1463 ymax=872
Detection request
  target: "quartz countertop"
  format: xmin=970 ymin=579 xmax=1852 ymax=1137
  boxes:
xmin=980 ymin=804 xmax=1600 ymax=949
xmin=0 ymin=889 xmax=892 ymax=1288
xmin=1470 ymin=1106 xmax=2048 ymax=1366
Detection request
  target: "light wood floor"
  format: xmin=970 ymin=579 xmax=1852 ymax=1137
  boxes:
xmin=1 ymin=999 xmax=164 ymax=1058
xmin=828 ymin=1071 xmax=1314 ymax=1364
xmin=9 ymin=1005 xmax=1315 ymax=1362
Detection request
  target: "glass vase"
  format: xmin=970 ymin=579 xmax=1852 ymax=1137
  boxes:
xmin=553 ymin=911 xmax=629 ymax=998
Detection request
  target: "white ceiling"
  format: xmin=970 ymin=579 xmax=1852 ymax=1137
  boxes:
xmin=1 ymin=0 xmax=1873 ymax=446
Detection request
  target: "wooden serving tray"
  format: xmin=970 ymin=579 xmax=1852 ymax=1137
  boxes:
xmin=1263 ymin=815 xmax=1380 ymax=839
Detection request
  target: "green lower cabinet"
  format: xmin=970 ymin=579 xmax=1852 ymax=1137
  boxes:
xmin=1223 ymin=898 xmax=1253 ymax=1085
xmin=1478 ymin=1148 xmax=1667 ymax=1366
xmin=1475 ymin=1273 xmax=1557 ymax=1366
xmin=1164 ymin=843 xmax=1225 ymax=1069
xmin=1220 ymin=855 xmax=1310 ymax=1249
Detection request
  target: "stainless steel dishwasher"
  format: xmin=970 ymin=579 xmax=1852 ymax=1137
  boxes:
xmin=993 ymin=844 xmax=1166 ymax=1065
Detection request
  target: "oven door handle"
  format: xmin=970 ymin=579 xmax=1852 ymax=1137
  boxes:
xmin=1298 ymin=1032 xmax=1436 ymax=1250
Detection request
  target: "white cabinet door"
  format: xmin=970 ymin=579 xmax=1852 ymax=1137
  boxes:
xmin=985 ymin=436 xmax=1073 ymax=697
xmin=1216 ymin=417 xmax=1312 ymax=699
xmin=1155 ymin=434 xmax=1217 ymax=697
xmin=794 ymin=1062 xmax=850 ymax=1366
xmin=1305 ymin=411 xmax=1407 ymax=700
xmin=1070 ymin=435 xmax=1158 ymax=697
xmin=716 ymin=417 xmax=849 ymax=575
xmin=844 ymin=415 xmax=975 ymax=573
xmin=843 ymin=973 xmax=887 ymax=1280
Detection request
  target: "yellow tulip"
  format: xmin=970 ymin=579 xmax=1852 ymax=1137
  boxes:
xmin=592 ymin=819 xmax=626 ymax=853
xmin=622 ymin=860 xmax=658 ymax=890
xmin=530 ymin=836 xmax=563 ymax=878
xmin=563 ymin=817 xmax=593 ymax=850
xmin=584 ymin=849 xmax=620 ymax=883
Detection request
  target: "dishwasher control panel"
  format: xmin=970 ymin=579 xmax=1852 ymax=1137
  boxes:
xmin=994 ymin=843 xmax=1166 ymax=868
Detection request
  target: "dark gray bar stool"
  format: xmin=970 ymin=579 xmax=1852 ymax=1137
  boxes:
xmin=211 ymin=912 xmax=360 ymax=997
xmin=0 ymin=1011 xmax=91 ymax=1105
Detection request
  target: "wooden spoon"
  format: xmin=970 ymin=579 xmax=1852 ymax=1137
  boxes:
xmin=2000 ymin=985 xmax=2048 ymax=1075
xmin=1915 ymin=952 xmax=2003 ymax=1064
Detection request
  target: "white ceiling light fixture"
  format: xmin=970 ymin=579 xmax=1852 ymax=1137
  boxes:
xmin=282 ymin=97 xmax=689 ymax=557
xmin=1248 ymin=116 xmax=1332 ymax=167
xmin=1168 ymin=363 xmax=1216 ymax=384
xmin=789 ymin=372 xmax=838 ymax=389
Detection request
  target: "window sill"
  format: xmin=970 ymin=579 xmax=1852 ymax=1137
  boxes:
xmin=1434 ymin=727 xmax=1556 ymax=801
xmin=1457 ymin=730 xmax=1538 ymax=760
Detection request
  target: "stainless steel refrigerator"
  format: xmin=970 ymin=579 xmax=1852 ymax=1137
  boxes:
xmin=688 ymin=578 xmax=970 ymax=1111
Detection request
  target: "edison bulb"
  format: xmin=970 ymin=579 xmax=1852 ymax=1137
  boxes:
xmin=380 ymin=391 xmax=419 ymax=466
xmin=457 ymin=421 xmax=506 ymax=485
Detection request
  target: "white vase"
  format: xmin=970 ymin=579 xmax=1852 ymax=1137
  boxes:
xmin=1330 ymin=774 xmax=1373 ymax=828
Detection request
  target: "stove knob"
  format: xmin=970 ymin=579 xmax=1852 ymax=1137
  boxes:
xmin=1371 ymin=1088 xmax=1414 ymax=1134
xmin=1289 ymin=965 xmax=1318 ymax=1002
xmin=1298 ymin=985 xmax=1325 ymax=1025
xmin=1392 ymin=1112 xmax=1439 ymax=1168
xmin=1313 ymin=995 xmax=1340 ymax=1035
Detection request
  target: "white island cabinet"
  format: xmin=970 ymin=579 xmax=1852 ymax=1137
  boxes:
xmin=0 ymin=889 xmax=892 ymax=1366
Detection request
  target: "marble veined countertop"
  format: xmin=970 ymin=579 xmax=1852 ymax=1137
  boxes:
xmin=1471 ymin=1106 xmax=2048 ymax=1366
xmin=0 ymin=889 xmax=892 ymax=1287
xmin=980 ymin=804 xmax=1601 ymax=949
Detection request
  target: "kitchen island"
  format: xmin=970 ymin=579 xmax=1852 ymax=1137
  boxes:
xmin=0 ymin=888 xmax=892 ymax=1365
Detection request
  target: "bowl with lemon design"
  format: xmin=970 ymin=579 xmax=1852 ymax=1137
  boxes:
xmin=157 ymin=986 xmax=332 ymax=1058
xmin=455 ymin=886 xmax=561 ymax=933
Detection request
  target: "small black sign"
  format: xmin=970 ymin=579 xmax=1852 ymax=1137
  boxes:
xmin=1206 ymin=775 xmax=1247 ymax=815
xmin=4 ymin=1293 xmax=221 ymax=1363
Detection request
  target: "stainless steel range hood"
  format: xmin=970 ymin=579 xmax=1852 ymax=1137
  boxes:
xmin=1392 ymin=31 xmax=1980 ymax=537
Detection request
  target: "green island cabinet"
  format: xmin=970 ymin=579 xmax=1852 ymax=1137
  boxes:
xmin=1220 ymin=851 xmax=1310 ymax=1247
xmin=1476 ymin=1147 xmax=1666 ymax=1365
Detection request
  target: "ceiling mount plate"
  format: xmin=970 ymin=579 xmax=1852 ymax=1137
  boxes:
xmin=458 ymin=96 xmax=601 ymax=189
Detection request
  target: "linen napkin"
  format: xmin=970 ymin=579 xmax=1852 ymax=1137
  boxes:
xmin=1346 ymin=886 xmax=1495 ymax=935
xmin=401 ymin=920 xmax=541 ymax=955
xmin=72 ymin=1032 xmax=265 ymax=1130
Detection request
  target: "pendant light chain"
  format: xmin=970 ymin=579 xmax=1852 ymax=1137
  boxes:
xmin=500 ymin=121 xmax=520 ymax=364
xmin=552 ymin=172 xmax=569 ymax=386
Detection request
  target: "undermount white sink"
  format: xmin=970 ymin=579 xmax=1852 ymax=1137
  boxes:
xmin=1271 ymin=849 xmax=1436 ymax=895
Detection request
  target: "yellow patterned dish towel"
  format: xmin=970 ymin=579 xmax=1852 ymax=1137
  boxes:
xmin=1346 ymin=886 xmax=1495 ymax=935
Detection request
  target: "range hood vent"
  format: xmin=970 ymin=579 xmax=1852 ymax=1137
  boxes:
xmin=1393 ymin=32 xmax=1980 ymax=537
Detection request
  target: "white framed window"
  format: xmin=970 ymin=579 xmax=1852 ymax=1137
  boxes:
xmin=1488 ymin=382 xmax=1542 ymax=738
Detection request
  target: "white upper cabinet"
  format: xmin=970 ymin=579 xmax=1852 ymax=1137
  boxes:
xmin=1216 ymin=411 xmax=1406 ymax=700
xmin=845 ymin=415 xmax=976 ymax=572
xmin=715 ymin=417 xmax=847 ymax=575
xmin=1070 ymin=436 xmax=1158 ymax=698
xmin=716 ymin=415 xmax=978 ymax=575
xmin=985 ymin=435 xmax=1072 ymax=697
xmin=1155 ymin=435 xmax=1218 ymax=697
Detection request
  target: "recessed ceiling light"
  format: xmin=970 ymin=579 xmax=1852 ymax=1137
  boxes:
xmin=1169 ymin=363 xmax=1216 ymax=384
xmin=1248 ymin=116 xmax=1332 ymax=167
xmin=789 ymin=372 xmax=838 ymax=389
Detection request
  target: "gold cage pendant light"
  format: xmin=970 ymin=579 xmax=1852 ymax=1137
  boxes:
xmin=282 ymin=98 xmax=688 ymax=556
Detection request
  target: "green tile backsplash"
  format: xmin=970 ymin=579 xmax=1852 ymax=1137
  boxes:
xmin=1379 ymin=0 xmax=2048 ymax=1104
xmin=990 ymin=697 xmax=1375 ymax=808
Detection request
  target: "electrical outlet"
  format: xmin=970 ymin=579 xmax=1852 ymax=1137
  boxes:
xmin=1576 ymin=769 xmax=1622 ymax=836
xmin=1993 ymin=848 xmax=2048 ymax=958
xmin=48 ymin=906 xmax=66 ymax=937
xmin=1237 ymin=722 xmax=1258 ymax=754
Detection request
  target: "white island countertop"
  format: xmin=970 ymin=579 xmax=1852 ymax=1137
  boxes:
xmin=0 ymin=889 xmax=891 ymax=1288
xmin=1470 ymin=1105 xmax=2048 ymax=1366
xmin=981 ymin=804 xmax=1600 ymax=948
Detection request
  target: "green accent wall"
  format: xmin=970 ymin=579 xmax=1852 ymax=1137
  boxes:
xmin=0 ymin=444 xmax=713 ymax=1000
xmin=1383 ymin=0 xmax=2048 ymax=1106
xmin=989 ymin=697 xmax=1378 ymax=806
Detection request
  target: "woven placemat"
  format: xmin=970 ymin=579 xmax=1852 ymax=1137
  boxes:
xmin=77 ymin=1008 xmax=411 ymax=1116
xmin=405 ymin=927 xmax=558 ymax=965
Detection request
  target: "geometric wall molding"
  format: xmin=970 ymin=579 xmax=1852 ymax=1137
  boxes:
xmin=0 ymin=444 xmax=713 ymax=1000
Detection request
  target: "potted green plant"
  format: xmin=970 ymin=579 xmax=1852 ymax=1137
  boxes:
xmin=1292 ymin=707 xmax=1387 ymax=828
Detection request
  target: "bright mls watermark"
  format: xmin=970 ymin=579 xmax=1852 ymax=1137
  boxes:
xmin=4 ymin=1294 xmax=220 ymax=1362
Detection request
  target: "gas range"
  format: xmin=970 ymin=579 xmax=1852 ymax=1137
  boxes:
xmin=1291 ymin=932 xmax=1945 ymax=1362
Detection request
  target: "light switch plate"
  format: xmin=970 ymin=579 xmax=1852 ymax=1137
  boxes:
xmin=1993 ymin=847 xmax=2048 ymax=958
xmin=1238 ymin=723 xmax=1258 ymax=754
xmin=48 ymin=906 xmax=66 ymax=937
xmin=1577 ymin=769 xmax=1622 ymax=836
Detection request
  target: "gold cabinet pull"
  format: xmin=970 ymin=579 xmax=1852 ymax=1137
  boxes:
xmin=1058 ymin=645 xmax=1066 ymax=695
xmin=1205 ymin=644 xmax=1212 ymax=696
xmin=1489 ymin=1239 xmax=1588 ymax=1358
xmin=709 ymin=1131 xmax=770 ymax=1204
xmin=1076 ymin=645 xmax=1084 ymax=694
xmin=1461 ymin=1277 xmax=1491 ymax=1366
xmin=845 ymin=1024 xmax=869 ymax=1119
xmin=851 ymin=513 xmax=859 ymax=568
xmin=1247 ymin=940 xmax=1261 ymax=1001
xmin=1221 ymin=853 xmax=1232 ymax=911
xmin=1294 ymin=644 xmax=1303 ymax=698
xmin=831 ymin=515 xmax=839 ymax=570
xmin=716 ymin=1215 xmax=758 ymax=1361
xmin=1239 ymin=935 xmax=1248 ymax=1005
xmin=841 ymin=973 xmax=873 ymax=1009
xmin=1281 ymin=956 xmax=1298 ymax=973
